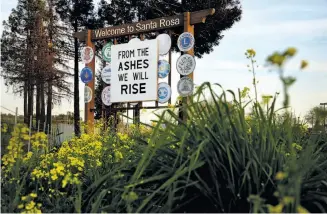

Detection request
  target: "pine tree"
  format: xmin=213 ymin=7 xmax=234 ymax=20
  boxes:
xmin=1 ymin=0 xmax=46 ymax=124
xmin=54 ymin=0 xmax=95 ymax=136
xmin=1 ymin=0 xmax=73 ymax=129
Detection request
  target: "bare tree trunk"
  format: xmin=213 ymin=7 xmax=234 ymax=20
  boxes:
xmin=24 ymin=80 xmax=28 ymax=124
xmin=28 ymin=81 xmax=34 ymax=129
xmin=74 ymin=20 xmax=80 ymax=137
xmin=41 ymin=83 xmax=46 ymax=124
xmin=47 ymin=0 xmax=54 ymax=135
xmin=36 ymin=82 xmax=41 ymax=123
xmin=46 ymin=81 xmax=52 ymax=134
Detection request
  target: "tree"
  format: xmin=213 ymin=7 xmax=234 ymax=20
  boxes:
xmin=94 ymin=65 xmax=104 ymax=120
xmin=1 ymin=0 xmax=42 ymax=124
xmin=181 ymin=0 xmax=242 ymax=58
xmin=55 ymin=0 xmax=95 ymax=136
xmin=1 ymin=0 xmax=73 ymax=129
xmin=305 ymin=106 xmax=327 ymax=132
xmin=98 ymin=0 xmax=241 ymax=58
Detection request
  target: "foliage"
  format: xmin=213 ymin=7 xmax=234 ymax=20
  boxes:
xmin=96 ymin=0 xmax=241 ymax=58
xmin=1 ymin=48 xmax=327 ymax=213
xmin=305 ymin=106 xmax=327 ymax=132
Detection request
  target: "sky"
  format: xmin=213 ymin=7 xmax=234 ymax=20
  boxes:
xmin=1 ymin=0 xmax=327 ymax=123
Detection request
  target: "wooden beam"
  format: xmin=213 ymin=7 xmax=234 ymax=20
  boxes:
xmin=179 ymin=12 xmax=195 ymax=123
xmin=91 ymin=15 xmax=183 ymax=40
xmin=73 ymin=8 xmax=216 ymax=42
xmin=190 ymin=8 xmax=215 ymax=25
xmin=73 ymin=31 xmax=87 ymax=42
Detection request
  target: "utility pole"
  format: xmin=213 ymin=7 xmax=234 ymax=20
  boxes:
xmin=320 ymin=102 xmax=327 ymax=132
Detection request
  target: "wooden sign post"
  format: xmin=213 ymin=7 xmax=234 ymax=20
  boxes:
xmin=84 ymin=30 xmax=96 ymax=132
xmin=74 ymin=9 xmax=215 ymax=133
xmin=181 ymin=12 xmax=195 ymax=122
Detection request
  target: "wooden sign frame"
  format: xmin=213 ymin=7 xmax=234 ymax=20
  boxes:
xmin=74 ymin=9 xmax=215 ymax=133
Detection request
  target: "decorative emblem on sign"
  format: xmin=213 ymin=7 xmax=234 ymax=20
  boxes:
xmin=158 ymin=60 xmax=170 ymax=79
xmin=102 ymin=43 xmax=112 ymax=62
xmin=101 ymin=64 xmax=111 ymax=84
xmin=84 ymin=86 xmax=92 ymax=103
xmin=158 ymin=82 xmax=171 ymax=104
xmin=81 ymin=46 xmax=94 ymax=64
xmin=176 ymin=54 xmax=196 ymax=76
xmin=177 ymin=32 xmax=195 ymax=52
xmin=156 ymin=33 xmax=171 ymax=55
xmin=177 ymin=77 xmax=194 ymax=97
xmin=80 ymin=67 xmax=93 ymax=83
xmin=101 ymin=86 xmax=112 ymax=106
xmin=129 ymin=37 xmax=141 ymax=43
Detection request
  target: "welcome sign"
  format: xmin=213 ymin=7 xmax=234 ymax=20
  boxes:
xmin=92 ymin=15 xmax=183 ymax=40
xmin=110 ymin=39 xmax=158 ymax=103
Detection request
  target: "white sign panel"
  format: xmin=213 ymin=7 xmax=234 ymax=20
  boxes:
xmin=111 ymin=39 xmax=158 ymax=103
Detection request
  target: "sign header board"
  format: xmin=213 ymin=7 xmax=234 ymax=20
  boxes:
xmin=111 ymin=39 xmax=158 ymax=103
xmin=92 ymin=15 xmax=183 ymax=40
xmin=74 ymin=9 xmax=216 ymax=42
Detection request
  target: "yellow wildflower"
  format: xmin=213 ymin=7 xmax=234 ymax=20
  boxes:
xmin=30 ymin=193 xmax=37 ymax=198
xmin=22 ymin=134 xmax=30 ymax=141
xmin=151 ymin=121 xmax=157 ymax=127
xmin=275 ymin=171 xmax=287 ymax=180
xmin=23 ymin=152 xmax=33 ymax=162
xmin=1 ymin=123 xmax=8 ymax=133
xmin=268 ymin=203 xmax=284 ymax=213
xmin=62 ymin=179 xmax=68 ymax=188
xmin=122 ymin=191 xmax=138 ymax=202
xmin=25 ymin=201 xmax=36 ymax=210
xmin=51 ymin=174 xmax=58 ymax=181
xmin=246 ymin=49 xmax=256 ymax=57
xmin=297 ymin=205 xmax=309 ymax=213
xmin=283 ymin=196 xmax=295 ymax=204
xmin=267 ymin=53 xmax=285 ymax=66
xmin=168 ymin=103 xmax=174 ymax=108
xmin=114 ymin=151 xmax=123 ymax=161
xmin=96 ymin=160 xmax=102 ymax=167
xmin=301 ymin=60 xmax=308 ymax=69
xmin=292 ymin=143 xmax=303 ymax=151
xmin=284 ymin=47 xmax=297 ymax=56
xmin=18 ymin=204 xmax=24 ymax=209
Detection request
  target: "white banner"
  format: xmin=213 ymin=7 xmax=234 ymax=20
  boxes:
xmin=111 ymin=39 xmax=158 ymax=103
